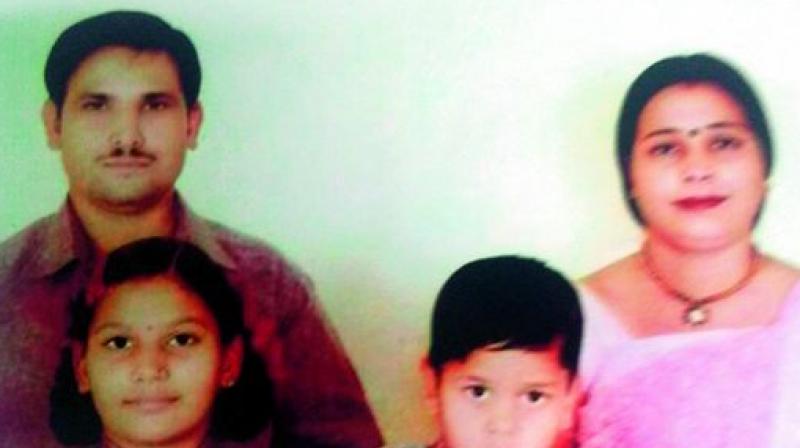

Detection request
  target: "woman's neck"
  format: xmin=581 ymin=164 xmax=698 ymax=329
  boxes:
xmin=643 ymin=234 xmax=755 ymax=300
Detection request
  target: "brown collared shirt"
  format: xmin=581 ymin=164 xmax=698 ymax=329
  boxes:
xmin=0 ymin=197 xmax=383 ymax=447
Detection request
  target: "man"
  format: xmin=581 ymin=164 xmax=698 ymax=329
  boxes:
xmin=0 ymin=10 xmax=383 ymax=447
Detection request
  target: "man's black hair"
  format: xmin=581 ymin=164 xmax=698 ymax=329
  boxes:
xmin=427 ymin=256 xmax=582 ymax=377
xmin=45 ymin=10 xmax=201 ymax=109
xmin=616 ymin=53 xmax=772 ymax=224
xmin=49 ymin=237 xmax=271 ymax=445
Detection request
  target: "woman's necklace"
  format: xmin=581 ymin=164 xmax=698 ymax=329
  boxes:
xmin=641 ymin=244 xmax=761 ymax=326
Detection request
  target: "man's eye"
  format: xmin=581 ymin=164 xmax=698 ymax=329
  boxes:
xmin=103 ymin=336 xmax=132 ymax=350
xmin=146 ymin=101 xmax=170 ymax=111
xmin=81 ymin=101 xmax=106 ymax=111
xmin=464 ymin=385 xmax=489 ymax=401
xmin=168 ymin=333 xmax=199 ymax=347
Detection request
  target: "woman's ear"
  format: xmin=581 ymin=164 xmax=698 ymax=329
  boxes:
xmin=71 ymin=342 xmax=90 ymax=394
xmin=220 ymin=337 xmax=244 ymax=388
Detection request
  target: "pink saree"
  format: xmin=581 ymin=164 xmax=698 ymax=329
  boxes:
xmin=578 ymin=281 xmax=800 ymax=447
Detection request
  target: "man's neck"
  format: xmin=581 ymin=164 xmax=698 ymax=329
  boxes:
xmin=70 ymin=192 xmax=176 ymax=254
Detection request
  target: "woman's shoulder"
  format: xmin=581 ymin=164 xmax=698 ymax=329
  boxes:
xmin=580 ymin=253 xmax=642 ymax=305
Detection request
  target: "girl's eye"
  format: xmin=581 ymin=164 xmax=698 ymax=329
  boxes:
xmin=710 ymin=135 xmax=742 ymax=151
xmin=169 ymin=333 xmax=199 ymax=347
xmin=464 ymin=385 xmax=490 ymax=401
xmin=103 ymin=336 xmax=132 ymax=351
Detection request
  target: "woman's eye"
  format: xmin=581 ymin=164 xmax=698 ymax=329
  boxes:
xmin=169 ymin=333 xmax=199 ymax=347
xmin=465 ymin=385 xmax=490 ymax=401
xmin=710 ymin=136 xmax=742 ymax=151
xmin=649 ymin=142 xmax=678 ymax=156
xmin=103 ymin=336 xmax=132 ymax=351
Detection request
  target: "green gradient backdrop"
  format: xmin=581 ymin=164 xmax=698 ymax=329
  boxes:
xmin=4 ymin=1 xmax=800 ymax=444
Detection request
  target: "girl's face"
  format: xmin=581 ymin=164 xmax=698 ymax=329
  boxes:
xmin=76 ymin=276 xmax=241 ymax=448
xmin=630 ymin=82 xmax=766 ymax=249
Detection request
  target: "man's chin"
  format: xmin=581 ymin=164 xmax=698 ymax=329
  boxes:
xmin=88 ymin=189 xmax=173 ymax=214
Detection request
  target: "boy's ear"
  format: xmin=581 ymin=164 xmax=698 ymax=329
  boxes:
xmin=42 ymin=100 xmax=62 ymax=150
xmin=71 ymin=342 xmax=90 ymax=394
xmin=420 ymin=356 xmax=441 ymax=416
xmin=560 ymin=376 xmax=582 ymax=432
xmin=220 ymin=336 xmax=244 ymax=388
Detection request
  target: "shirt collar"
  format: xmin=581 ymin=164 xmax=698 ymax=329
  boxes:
xmin=31 ymin=193 xmax=237 ymax=278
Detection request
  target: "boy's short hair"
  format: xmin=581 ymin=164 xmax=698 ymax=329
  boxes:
xmin=49 ymin=238 xmax=270 ymax=445
xmin=427 ymin=256 xmax=582 ymax=377
xmin=45 ymin=10 xmax=201 ymax=109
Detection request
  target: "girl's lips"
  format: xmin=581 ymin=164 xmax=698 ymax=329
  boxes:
xmin=123 ymin=396 xmax=179 ymax=413
xmin=673 ymin=196 xmax=727 ymax=211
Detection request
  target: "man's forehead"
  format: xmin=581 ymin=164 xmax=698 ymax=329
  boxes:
xmin=66 ymin=46 xmax=182 ymax=96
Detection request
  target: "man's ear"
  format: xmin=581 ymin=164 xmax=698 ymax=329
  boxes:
xmin=420 ymin=356 xmax=441 ymax=417
xmin=220 ymin=336 xmax=244 ymax=388
xmin=71 ymin=342 xmax=90 ymax=394
xmin=185 ymin=102 xmax=203 ymax=150
xmin=42 ymin=100 xmax=62 ymax=150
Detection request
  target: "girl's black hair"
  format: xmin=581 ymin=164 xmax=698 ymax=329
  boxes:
xmin=49 ymin=237 xmax=272 ymax=444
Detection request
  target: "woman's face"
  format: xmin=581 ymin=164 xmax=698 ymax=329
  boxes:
xmin=630 ymin=82 xmax=766 ymax=249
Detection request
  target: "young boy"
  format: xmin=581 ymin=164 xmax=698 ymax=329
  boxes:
xmin=421 ymin=256 xmax=582 ymax=448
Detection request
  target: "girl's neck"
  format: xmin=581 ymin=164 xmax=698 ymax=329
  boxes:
xmin=642 ymin=234 xmax=755 ymax=300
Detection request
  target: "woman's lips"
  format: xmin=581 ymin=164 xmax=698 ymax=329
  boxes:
xmin=673 ymin=196 xmax=727 ymax=211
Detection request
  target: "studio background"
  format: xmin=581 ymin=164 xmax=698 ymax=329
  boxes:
xmin=3 ymin=1 xmax=800 ymax=444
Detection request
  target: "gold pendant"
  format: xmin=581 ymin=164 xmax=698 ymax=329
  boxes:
xmin=684 ymin=304 xmax=709 ymax=326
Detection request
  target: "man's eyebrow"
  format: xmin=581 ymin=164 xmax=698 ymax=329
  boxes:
xmin=144 ymin=92 xmax=179 ymax=102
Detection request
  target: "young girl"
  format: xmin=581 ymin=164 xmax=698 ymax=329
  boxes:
xmin=49 ymin=237 xmax=272 ymax=447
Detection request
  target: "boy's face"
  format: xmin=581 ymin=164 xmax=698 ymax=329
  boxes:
xmin=429 ymin=345 xmax=576 ymax=448
xmin=43 ymin=46 xmax=202 ymax=212
xmin=75 ymin=276 xmax=241 ymax=447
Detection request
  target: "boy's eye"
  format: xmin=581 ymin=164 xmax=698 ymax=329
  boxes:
xmin=464 ymin=385 xmax=490 ymax=401
xmin=525 ymin=390 xmax=546 ymax=404
xmin=168 ymin=332 xmax=199 ymax=347
xmin=103 ymin=336 xmax=132 ymax=351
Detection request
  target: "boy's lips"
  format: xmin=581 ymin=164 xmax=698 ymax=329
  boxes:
xmin=672 ymin=195 xmax=728 ymax=211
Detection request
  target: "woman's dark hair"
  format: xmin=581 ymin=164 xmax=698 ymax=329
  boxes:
xmin=49 ymin=237 xmax=271 ymax=445
xmin=616 ymin=53 xmax=773 ymax=224
xmin=427 ymin=256 xmax=582 ymax=379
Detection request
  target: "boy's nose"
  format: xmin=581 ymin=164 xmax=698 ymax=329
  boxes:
xmin=486 ymin=400 xmax=516 ymax=435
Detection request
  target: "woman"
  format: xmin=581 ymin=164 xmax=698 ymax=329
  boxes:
xmin=578 ymin=54 xmax=800 ymax=447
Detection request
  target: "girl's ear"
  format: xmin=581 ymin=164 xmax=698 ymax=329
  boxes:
xmin=220 ymin=337 xmax=244 ymax=388
xmin=71 ymin=342 xmax=90 ymax=394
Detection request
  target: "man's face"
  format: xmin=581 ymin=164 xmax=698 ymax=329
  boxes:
xmin=430 ymin=346 xmax=576 ymax=448
xmin=44 ymin=46 xmax=202 ymax=212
